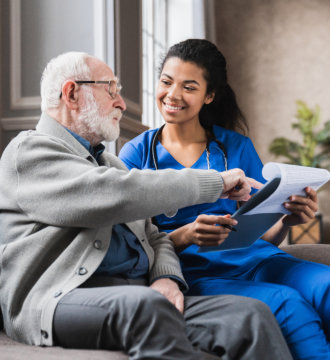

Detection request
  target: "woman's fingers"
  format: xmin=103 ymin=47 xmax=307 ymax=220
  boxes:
xmin=196 ymin=214 xmax=237 ymax=226
xmin=284 ymin=188 xmax=318 ymax=216
xmin=284 ymin=202 xmax=315 ymax=221
xmin=197 ymin=239 xmax=226 ymax=247
xmin=191 ymin=214 xmax=237 ymax=246
xmin=282 ymin=187 xmax=319 ymax=226
xmin=193 ymin=233 xmax=229 ymax=246
xmin=305 ymin=187 xmax=318 ymax=204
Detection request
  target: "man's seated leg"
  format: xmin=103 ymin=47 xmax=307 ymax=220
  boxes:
xmin=184 ymin=295 xmax=293 ymax=360
xmin=53 ymin=285 xmax=203 ymax=359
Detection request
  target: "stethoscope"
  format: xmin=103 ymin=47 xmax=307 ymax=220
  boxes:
xmin=151 ymin=124 xmax=228 ymax=171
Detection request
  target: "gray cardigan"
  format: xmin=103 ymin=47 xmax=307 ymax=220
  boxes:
xmin=0 ymin=113 xmax=223 ymax=346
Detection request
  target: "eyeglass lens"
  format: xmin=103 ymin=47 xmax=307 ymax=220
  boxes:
xmin=109 ymin=80 xmax=121 ymax=98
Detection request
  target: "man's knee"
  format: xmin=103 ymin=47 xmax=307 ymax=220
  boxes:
xmin=111 ymin=285 xmax=180 ymax=325
xmin=119 ymin=286 xmax=172 ymax=309
xmin=243 ymin=296 xmax=274 ymax=318
xmin=227 ymin=295 xmax=273 ymax=317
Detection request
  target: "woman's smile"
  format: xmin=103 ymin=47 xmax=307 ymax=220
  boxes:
xmin=162 ymin=101 xmax=186 ymax=113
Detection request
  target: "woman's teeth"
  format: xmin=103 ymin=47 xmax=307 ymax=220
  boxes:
xmin=164 ymin=103 xmax=184 ymax=110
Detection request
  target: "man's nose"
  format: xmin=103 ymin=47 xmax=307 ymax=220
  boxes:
xmin=114 ymin=94 xmax=126 ymax=111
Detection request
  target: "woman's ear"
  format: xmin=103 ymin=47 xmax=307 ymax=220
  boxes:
xmin=204 ymin=92 xmax=215 ymax=105
xmin=61 ymin=80 xmax=80 ymax=109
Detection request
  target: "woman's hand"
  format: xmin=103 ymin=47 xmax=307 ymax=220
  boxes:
xmin=170 ymin=214 xmax=237 ymax=251
xmin=220 ymin=169 xmax=263 ymax=201
xmin=263 ymin=187 xmax=318 ymax=246
xmin=282 ymin=187 xmax=318 ymax=227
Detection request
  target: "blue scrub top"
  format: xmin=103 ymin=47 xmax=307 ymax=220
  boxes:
xmin=119 ymin=125 xmax=286 ymax=285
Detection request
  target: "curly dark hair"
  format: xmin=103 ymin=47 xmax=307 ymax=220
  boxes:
xmin=159 ymin=39 xmax=248 ymax=136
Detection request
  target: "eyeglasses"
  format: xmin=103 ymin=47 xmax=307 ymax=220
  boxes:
xmin=59 ymin=79 xmax=122 ymax=99
xmin=75 ymin=79 xmax=122 ymax=99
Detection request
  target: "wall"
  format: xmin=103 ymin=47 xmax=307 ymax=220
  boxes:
xmin=0 ymin=0 xmax=147 ymax=155
xmin=114 ymin=0 xmax=148 ymax=150
xmin=213 ymin=0 xmax=330 ymax=241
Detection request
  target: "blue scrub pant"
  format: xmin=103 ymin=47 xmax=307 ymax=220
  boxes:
xmin=187 ymin=255 xmax=330 ymax=360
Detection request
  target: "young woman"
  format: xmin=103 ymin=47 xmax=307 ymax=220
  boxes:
xmin=119 ymin=39 xmax=330 ymax=359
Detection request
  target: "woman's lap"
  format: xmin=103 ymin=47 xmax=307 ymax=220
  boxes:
xmin=188 ymin=276 xmax=320 ymax=331
xmin=188 ymin=276 xmax=330 ymax=359
xmin=252 ymin=254 xmax=330 ymax=337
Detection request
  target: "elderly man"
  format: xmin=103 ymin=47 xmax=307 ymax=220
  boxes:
xmin=0 ymin=52 xmax=292 ymax=360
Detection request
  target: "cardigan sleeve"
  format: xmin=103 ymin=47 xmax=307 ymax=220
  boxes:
xmin=13 ymin=133 xmax=223 ymax=229
xmin=145 ymin=219 xmax=188 ymax=290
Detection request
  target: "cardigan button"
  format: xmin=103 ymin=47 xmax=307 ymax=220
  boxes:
xmin=93 ymin=240 xmax=102 ymax=249
xmin=41 ymin=330 xmax=48 ymax=339
xmin=78 ymin=267 xmax=88 ymax=275
xmin=54 ymin=290 xmax=62 ymax=298
xmin=164 ymin=210 xmax=178 ymax=218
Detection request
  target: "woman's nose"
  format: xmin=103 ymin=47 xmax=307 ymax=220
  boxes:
xmin=167 ymin=85 xmax=182 ymax=100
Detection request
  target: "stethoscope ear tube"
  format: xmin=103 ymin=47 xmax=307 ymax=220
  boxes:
xmin=151 ymin=124 xmax=165 ymax=170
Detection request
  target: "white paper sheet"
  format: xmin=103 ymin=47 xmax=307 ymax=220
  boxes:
xmin=246 ymin=162 xmax=330 ymax=215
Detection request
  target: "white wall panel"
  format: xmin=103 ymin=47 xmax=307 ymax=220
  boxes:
xmin=1 ymin=0 xmax=145 ymax=155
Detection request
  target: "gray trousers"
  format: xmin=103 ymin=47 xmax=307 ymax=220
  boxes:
xmin=53 ymin=277 xmax=292 ymax=360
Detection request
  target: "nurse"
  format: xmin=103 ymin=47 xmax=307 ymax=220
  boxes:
xmin=119 ymin=39 xmax=330 ymax=359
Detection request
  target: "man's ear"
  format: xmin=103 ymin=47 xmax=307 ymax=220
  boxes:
xmin=61 ymin=80 xmax=80 ymax=109
xmin=204 ymin=92 xmax=215 ymax=105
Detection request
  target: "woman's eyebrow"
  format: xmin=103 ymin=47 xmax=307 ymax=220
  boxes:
xmin=183 ymin=80 xmax=200 ymax=86
xmin=161 ymin=73 xmax=200 ymax=86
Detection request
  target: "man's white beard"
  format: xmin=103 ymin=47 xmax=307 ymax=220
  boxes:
xmin=78 ymin=88 xmax=122 ymax=143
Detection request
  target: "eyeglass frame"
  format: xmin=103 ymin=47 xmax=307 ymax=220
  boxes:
xmin=59 ymin=79 xmax=122 ymax=99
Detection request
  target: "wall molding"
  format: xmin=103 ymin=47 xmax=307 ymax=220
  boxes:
xmin=123 ymin=96 xmax=143 ymax=118
xmin=9 ymin=0 xmax=115 ymax=111
xmin=114 ymin=0 xmax=143 ymax=120
xmin=117 ymin=115 xmax=148 ymax=154
xmin=120 ymin=115 xmax=148 ymax=134
xmin=0 ymin=116 xmax=39 ymax=131
xmin=204 ymin=0 xmax=216 ymax=43
xmin=0 ymin=114 xmax=147 ymax=138
xmin=93 ymin=0 xmax=107 ymax=62
xmin=10 ymin=0 xmax=40 ymax=110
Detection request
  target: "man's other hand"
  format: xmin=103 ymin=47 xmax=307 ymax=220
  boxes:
xmin=150 ymin=278 xmax=184 ymax=313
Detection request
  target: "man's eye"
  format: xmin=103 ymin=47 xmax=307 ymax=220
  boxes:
xmin=184 ymin=86 xmax=196 ymax=91
xmin=161 ymin=80 xmax=171 ymax=85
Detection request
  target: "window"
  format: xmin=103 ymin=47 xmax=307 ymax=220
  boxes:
xmin=142 ymin=0 xmax=205 ymax=129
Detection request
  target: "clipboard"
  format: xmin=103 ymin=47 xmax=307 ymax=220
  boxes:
xmin=198 ymin=162 xmax=330 ymax=252
xmin=198 ymin=177 xmax=283 ymax=252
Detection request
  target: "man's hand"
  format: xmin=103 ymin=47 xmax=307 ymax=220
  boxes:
xmin=150 ymin=278 xmax=184 ymax=313
xmin=220 ymin=168 xmax=262 ymax=201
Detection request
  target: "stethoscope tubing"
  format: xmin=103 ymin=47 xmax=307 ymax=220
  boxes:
xmin=151 ymin=124 xmax=228 ymax=171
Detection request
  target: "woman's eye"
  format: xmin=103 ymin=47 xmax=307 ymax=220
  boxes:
xmin=161 ymin=80 xmax=171 ymax=86
xmin=184 ymin=86 xmax=196 ymax=91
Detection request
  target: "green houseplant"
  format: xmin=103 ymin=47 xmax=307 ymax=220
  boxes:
xmin=269 ymin=100 xmax=330 ymax=244
xmin=269 ymin=100 xmax=330 ymax=170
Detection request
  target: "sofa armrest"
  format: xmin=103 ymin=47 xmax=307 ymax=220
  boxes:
xmin=280 ymin=244 xmax=330 ymax=266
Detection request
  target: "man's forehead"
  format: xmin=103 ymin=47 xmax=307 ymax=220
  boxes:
xmin=87 ymin=56 xmax=115 ymax=79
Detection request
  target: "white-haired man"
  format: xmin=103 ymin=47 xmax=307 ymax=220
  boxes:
xmin=0 ymin=52 xmax=292 ymax=360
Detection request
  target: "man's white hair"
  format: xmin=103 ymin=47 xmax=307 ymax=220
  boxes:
xmin=40 ymin=51 xmax=92 ymax=112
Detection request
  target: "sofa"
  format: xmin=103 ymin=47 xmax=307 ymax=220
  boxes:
xmin=1 ymin=244 xmax=329 ymax=360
